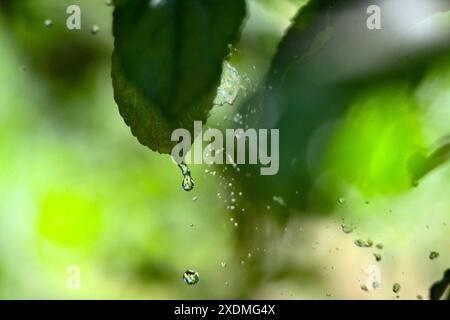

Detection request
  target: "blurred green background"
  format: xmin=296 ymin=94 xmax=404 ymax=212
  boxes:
xmin=0 ymin=0 xmax=448 ymax=299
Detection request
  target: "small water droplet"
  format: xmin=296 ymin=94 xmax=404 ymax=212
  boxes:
xmin=192 ymin=196 xmax=198 ymax=202
xmin=354 ymin=239 xmax=373 ymax=248
xmin=273 ymin=196 xmax=286 ymax=206
xmin=220 ymin=262 xmax=227 ymax=268
xmin=376 ymin=243 xmax=384 ymax=250
xmin=183 ymin=270 xmax=199 ymax=285
xmin=105 ymin=0 xmax=112 ymax=6
xmin=341 ymin=223 xmax=354 ymax=234
xmin=429 ymin=251 xmax=440 ymax=260
xmin=91 ymin=25 xmax=99 ymax=35
xmin=373 ymin=253 xmax=382 ymax=262
xmin=338 ymin=197 xmax=345 ymax=205
xmin=178 ymin=162 xmax=195 ymax=192
xmin=393 ymin=283 xmax=401 ymax=293
xmin=44 ymin=19 xmax=53 ymax=28
xmin=360 ymin=284 xmax=368 ymax=292
xmin=372 ymin=281 xmax=380 ymax=289
xmin=412 ymin=180 xmax=419 ymax=187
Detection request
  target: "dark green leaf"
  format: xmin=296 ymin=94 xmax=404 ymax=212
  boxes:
xmin=430 ymin=269 xmax=450 ymax=300
xmin=111 ymin=0 xmax=246 ymax=153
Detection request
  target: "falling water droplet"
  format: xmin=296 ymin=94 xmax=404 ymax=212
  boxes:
xmin=44 ymin=19 xmax=53 ymax=28
xmin=183 ymin=270 xmax=199 ymax=285
xmin=178 ymin=162 xmax=195 ymax=192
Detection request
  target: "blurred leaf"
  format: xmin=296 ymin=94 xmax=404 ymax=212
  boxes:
xmin=409 ymin=140 xmax=450 ymax=184
xmin=38 ymin=191 xmax=102 ymax=248
xmin=238 ymin=0 xmax=450 ymax=211
xmin=112 ymin=0 xmax=246 ymax=153
xmin=430 ymin=269 xmax=450 ymax=300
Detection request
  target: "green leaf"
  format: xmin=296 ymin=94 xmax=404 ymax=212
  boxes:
xmin=238 ymin=0 xmax=450 ymax=211
xmin=111 ymin=0 xmax=246 ymax=153
xmin=409 ymin=140 xmax=450 ymax=184
xmin=430 ymin=269 xmax=450 ymax=300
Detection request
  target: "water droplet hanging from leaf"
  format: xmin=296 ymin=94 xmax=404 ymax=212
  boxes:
xmin=178 ymin=162 xmax=195 ymax=192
